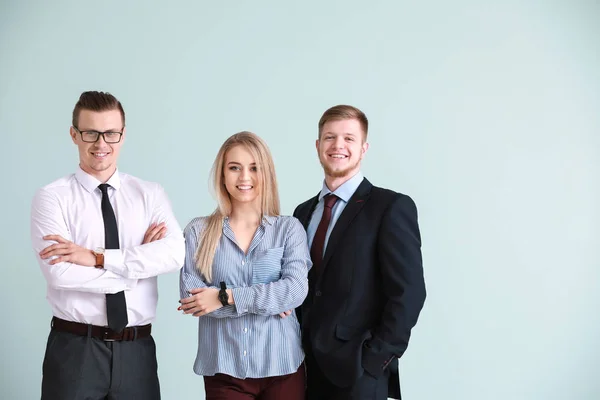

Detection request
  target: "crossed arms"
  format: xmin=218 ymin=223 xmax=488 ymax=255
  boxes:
xmin=30 ymin=186 xmax=185 ymax=294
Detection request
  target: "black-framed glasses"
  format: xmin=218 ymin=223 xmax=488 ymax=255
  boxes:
xmin=73 ymin=126 xmax=123 ymax=143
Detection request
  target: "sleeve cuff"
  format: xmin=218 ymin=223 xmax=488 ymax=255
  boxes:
xmin=361 ymin=337 xmax=396 ymax=378
xmin=103 ymin=249 xmax=127 ymax=277
xmin=231 ymin=287 xmax=254 ymax=316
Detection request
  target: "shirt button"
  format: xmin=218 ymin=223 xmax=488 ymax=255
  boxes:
xmin=241 ymin=260 xmax=245 ymax=265
xmin=315 ymin=291 xmax=322 ymax=297
xmin=243 ymin=350 xmax=247 ymax=356
xmin=243 ymin=328 xmax=248 ymax=333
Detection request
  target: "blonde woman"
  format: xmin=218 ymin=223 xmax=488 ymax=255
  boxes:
xmin=178 ymin=132 xmax=311 ymax=399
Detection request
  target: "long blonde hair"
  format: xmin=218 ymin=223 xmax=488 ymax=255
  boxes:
xmin=196 ymin=131 xmax=280 ymax=282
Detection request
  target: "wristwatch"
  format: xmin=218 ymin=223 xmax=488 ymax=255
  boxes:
xmin=218 ymin=281 xmax=229 ymax=306
xmin=92 ymin=247 xmax=105 ymax=269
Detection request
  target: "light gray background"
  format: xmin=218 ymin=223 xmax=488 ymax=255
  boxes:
xmin=1 ymin=1 xmax=598 ymax=399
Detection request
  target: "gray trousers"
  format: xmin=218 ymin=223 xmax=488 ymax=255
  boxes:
xmin=41 ymin=329 xmax=160 ymax=400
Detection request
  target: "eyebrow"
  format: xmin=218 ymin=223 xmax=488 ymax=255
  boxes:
xmin=78 ymin=128 xmax=123 ymax=132
xmin=323 ymin=132 xmax=357 ymax=136
xmin=227 ymin=161 xmax=257 ymax=165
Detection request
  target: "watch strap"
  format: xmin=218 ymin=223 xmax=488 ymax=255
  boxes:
xmin=218 ymin=281 xmax=228 ymax=306
xmin=94 ymin=251 xmax=104 ymax=269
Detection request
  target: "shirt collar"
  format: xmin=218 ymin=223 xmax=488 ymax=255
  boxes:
xmin=318 ymin=171 xmax=364 ymax=203
xmin=262 ymin=215 xmax=276 ymax=225
xmin=223 ymin=215 xmax=277 ymax=227
xmin=75 ymin=166 xmax=121 ymax=193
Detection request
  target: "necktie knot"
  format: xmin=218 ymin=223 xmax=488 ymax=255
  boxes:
xmin=323 ymin=194 xmax=338 ymax=210
xmin=98 ymin=183 xmax=110 ymax=195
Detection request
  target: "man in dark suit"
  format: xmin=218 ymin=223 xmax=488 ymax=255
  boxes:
xmin=294 ymin=105 xmax=426 ymax=400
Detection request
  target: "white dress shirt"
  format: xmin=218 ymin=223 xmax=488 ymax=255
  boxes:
xmin=30 ymin=167 xmax=185 ymax=326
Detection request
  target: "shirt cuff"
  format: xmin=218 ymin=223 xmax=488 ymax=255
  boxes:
xmin=231 ymin=287 xmax=253 ymax=315
xmin=103 ymin=249 xmax=127 ymax=277
xmin=361 ymin=337 xmax=396 ymax=378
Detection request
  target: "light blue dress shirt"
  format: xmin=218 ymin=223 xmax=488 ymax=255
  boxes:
xmin=307 ymin=171 xmax=364 ymax=254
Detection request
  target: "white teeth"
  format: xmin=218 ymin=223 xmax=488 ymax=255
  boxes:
xmin=94 ymin=153 xmax=108 ymax=157
xmin=331 ymin=154 xmax=347 ymax=158
xmin=237 ymin=185 xmax=252 ymax=190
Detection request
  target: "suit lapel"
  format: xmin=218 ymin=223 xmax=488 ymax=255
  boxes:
xmin=298 ymin=194 xmax=320 ymax=230
xmin=320 ymin=178 xmax=373 ymax=271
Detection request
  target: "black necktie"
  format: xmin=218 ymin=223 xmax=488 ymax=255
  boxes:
xmin=310 ymin=194 xmax=339 ymax=274
xmin=98 ymin=184 xmax=128 ymax=332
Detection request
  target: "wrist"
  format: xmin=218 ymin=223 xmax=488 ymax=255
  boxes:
xmin=226 ymin=289 xmax=234 ymax=305
xmin=91 ymin=248 xmax=105 ymax=268
xmin=217 ymin=282 xmax=230 ymax=306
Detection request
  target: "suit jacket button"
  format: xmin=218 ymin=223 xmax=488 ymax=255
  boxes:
xmin=315 ymin=291 xmax=322 ymax=297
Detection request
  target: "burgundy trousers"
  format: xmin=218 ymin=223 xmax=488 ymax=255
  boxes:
xmin=203 ymin=363 xmax=305 ymax=400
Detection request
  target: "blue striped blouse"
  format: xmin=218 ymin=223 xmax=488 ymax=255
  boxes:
xmin=180 ymin=215 xmax=312 ymax=379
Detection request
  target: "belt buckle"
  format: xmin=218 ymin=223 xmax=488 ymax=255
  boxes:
xmin=102 ymin=330 xmax=116 ymax=342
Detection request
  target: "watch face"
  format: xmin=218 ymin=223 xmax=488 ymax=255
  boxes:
xmin=218 ymin=291 xmax=228 ymax=305
xmin=94 ymin=247 xmax=105 ymax=254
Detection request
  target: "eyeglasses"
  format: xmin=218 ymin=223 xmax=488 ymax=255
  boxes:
xmin=73 ymin=126 xmax=123 ymax=143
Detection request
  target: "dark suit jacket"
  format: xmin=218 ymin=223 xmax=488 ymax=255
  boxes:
xmin=293 ymin=178 xmax=426 ymax=400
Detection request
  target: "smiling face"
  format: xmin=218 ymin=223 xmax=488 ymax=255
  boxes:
xmin=316 ymin=118 xmax=369 ymax=180
xmin=70 ymin=109 xmax=125 ymax=182
xmin=223 ymin=144 xmax=262 ymax=208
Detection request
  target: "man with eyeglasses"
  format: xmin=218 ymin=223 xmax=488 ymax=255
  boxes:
xmin=30 ymin=91 xmax=185 ymax=399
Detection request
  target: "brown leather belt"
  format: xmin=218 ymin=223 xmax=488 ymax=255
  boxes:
xmin=51 ymin=317 xmax=151 ymax=341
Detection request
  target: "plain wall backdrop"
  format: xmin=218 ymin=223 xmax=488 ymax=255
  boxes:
xmin=1 ymin=1 xmax=598 ymax=399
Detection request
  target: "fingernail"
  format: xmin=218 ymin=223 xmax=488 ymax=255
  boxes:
xmin=177 ymin=306 xmax=181 ymax=311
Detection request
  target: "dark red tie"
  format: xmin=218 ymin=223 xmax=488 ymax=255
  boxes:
xmin=310 ymin=194 xmax=339 ymax=273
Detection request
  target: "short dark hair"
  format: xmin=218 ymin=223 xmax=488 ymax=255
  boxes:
xmin=72 ymin=91 xmax=125 ymax=128
xmin=318 ymin=105 xmax=368 ymax=139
